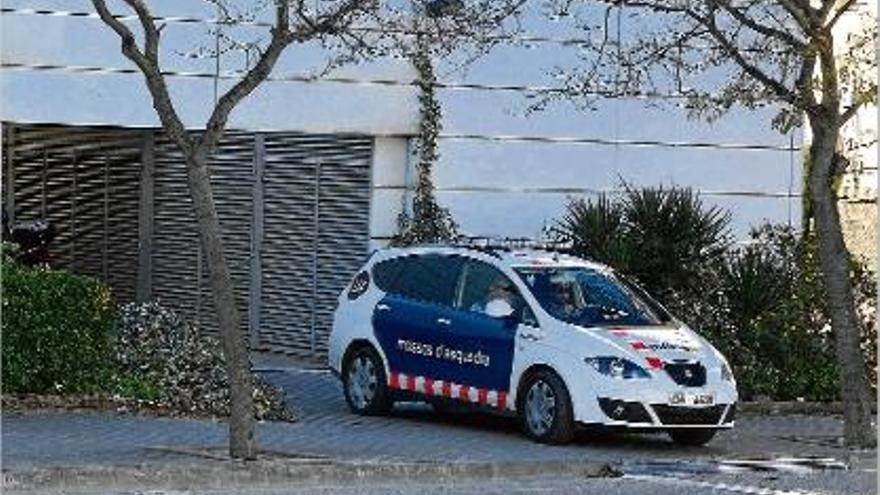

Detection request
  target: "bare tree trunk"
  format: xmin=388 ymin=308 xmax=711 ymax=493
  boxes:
xmin=808 ymin=121 xmax=876 ymax=449
xmin=186 ymin=152 xmax=256 ymax=459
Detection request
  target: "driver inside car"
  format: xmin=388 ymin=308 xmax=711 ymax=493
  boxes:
xmin=548 ymin=278 xmax=580 ymax=319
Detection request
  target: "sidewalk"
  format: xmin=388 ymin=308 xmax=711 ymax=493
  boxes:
xmin=2 ymin=367 xmax=876 ymax=490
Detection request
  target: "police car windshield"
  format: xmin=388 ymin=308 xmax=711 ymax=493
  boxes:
xmin=513 ymin=266 xmax=669 ymax=327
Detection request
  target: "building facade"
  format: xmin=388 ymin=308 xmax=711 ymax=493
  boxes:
xmin=834 ymin=0 xmax=878 ymax=270
xmin=2 ymin=1 xmax=812 ymax=356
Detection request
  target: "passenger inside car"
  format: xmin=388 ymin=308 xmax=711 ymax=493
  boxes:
xmin=477 ymin=278 xmax=517 ymax=313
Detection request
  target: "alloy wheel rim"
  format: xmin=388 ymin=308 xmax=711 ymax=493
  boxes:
xmin=347 ymin=355 xmax=377 ymax=409
xmin=525 ymin=380 xmax=556 ymax=436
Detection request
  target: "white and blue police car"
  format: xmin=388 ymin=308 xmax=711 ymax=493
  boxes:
xmin=328 ymin=245 xmax=737 ymax=445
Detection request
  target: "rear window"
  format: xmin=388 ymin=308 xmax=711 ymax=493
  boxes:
xmin=373 ymin=258 xmax=406 ymax=293
xmin=372 ymin=254 xmax=463 ymax=306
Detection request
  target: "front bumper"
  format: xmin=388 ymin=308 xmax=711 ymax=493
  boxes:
xmin=572 ymin=372 xmax=738 ymax=428
xmin=596 ymin=397 xmax=736 ymax=428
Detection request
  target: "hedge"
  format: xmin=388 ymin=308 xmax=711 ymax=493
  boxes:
xmin=2 ymin=258 xmax=115 ymax=394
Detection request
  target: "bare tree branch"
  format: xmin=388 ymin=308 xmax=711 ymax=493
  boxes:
xmin=196 ymin=0 xmax=372 ymax=157
xmin=776 ymin=0 xmax=815 ymax=29
xmin=122 ymin=0 xmax=160 ymax=62
xmin=685 ymin=7 xmax=797 ymax=104
xmin=578 ymin=5 xmax=615 ymax=96
xmin=818 ymin=0 xmax=838 ymax=24
xmin=706 ymin=0 xmax=806 ymax=49
xmin=91 ymin=0 xmax=139 ymax=52
xmin=825 ymin=0 xmax=859 ymax=29
xmin=840 ymin=101 xmax=863 ymax=123
xmin=92 ymin=0 xmax=193 ymax=151
xmin=196 ymin=0 xmax=295 ymax=156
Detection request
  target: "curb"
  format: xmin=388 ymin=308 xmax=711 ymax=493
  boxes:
xmin=2 ymin=458 xmax=621 ymax=493
xmin=739 ymin=401 xmax=878 ymax=416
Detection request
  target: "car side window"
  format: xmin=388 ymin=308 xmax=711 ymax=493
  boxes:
xmin=457 ymin=259 xmax=538 ymax=327
xmin=374 ymin=254 xmax=462 ymax=306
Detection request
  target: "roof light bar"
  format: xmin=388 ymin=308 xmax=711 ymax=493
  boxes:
xmin=450 ymin=236 xmax=575 ymax=254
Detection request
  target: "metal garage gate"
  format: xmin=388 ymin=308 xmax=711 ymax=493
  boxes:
xmin=2 ymin=124 xmax=143 ymax=302
xmin=3 ymin=123 xmax=374 ymax=358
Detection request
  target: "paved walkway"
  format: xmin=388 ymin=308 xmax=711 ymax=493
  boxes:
xmin=3 ymin=367 xmax=871 ymax=472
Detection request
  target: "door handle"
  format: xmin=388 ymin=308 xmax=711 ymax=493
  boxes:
xmin=519 ymin=332 xmax=541 ymax=341
xmin=376 ymin=303 xmax=391 ymax=312
xmin=436 ymin=318 xmax=451 ymax=326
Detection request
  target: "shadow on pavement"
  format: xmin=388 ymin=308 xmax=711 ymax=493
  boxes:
xmin=384 ymin=401 xmax=728 ymax=455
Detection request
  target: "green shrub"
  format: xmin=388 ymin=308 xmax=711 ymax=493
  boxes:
xmin=2 ymin=259 xmax=115 ymax=394
xmin=551 ymin=194 xmax=632 ymax=269
xmin=109 ymin=373 xmax=163 ymax=403
xmin=621 ymin=186 xmax=731 ymax=298
xmin=670 ymin=224 xmax=875 ymax=401
xmin=115 ymin=301 xmax=293 ymax=421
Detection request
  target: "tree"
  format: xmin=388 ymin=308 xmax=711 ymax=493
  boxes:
xmin=541 ymin=0 xmax=876 ymax=446
xmin=91 ymin=0 xmax=524 ymax=459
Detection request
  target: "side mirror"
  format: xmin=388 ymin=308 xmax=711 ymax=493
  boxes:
xmin=485 ymin=299 xmax=515 ymax=319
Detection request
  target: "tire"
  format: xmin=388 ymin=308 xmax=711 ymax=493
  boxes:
xmin=342 ymin=345 xmax=392 ymax=415
xmin=518 ymin=369 xmax=575 ymax=444
xmin=668 ymin=429 xmax=717 ymax=446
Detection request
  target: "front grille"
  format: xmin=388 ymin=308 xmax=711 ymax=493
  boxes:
xmin=652 ymin=404 xmax=726 ymax=425
xmin=598 ymin=398 xmax=652 ymax=423
xmin=664 ymin=361 xmax=706 ymax=387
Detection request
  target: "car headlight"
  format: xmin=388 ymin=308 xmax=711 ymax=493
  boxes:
xmin=720 ymin=362 xmax=735 ymax=382
xmin=585 ymin=357 xmax=651 ymax=379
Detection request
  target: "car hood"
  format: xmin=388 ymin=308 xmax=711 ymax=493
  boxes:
xmin=577 ymin=324 xmax=715 ymax=370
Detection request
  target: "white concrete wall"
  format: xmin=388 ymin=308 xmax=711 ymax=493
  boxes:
xmin=370 ymin=137 xmax=410 ymax=250
xmin=0 ymin=8 xmax=419 ymax=135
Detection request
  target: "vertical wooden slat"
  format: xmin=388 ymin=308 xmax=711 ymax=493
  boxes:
xmin=311 ymin=160 xmax=321 ymax=352
xmin=249 ymin=133 xmax=265 ymax=344
xmin=41 ymin=149 xmax=47 ymax=217
xmin=4 ymin=125 xmax=15 ymax=224
xmin=195 ymin=238 xmax=203 ymax=329
xmin=137 ymin=132 xmax=155 ymax=303
xmin=70 ymin=150 xmax=77 ymax=267
xmin=103 ymin=153 xmax=110 ymax=283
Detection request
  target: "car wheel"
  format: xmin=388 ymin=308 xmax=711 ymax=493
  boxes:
xmin=668 ymin=429 xmax=717 ymax=446
xmin=342 ymin=345 xmax=392 ymax=415
xmin=519 ymin=369 xmax=575 ymax=444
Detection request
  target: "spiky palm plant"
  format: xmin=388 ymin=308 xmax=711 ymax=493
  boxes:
xmin=551 ymin=186 xmax=731 ymax=300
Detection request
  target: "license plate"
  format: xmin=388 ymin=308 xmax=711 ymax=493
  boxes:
xmin=668 ymin=392 xmax=715 ymax=406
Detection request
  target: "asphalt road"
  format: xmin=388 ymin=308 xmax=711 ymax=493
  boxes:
xmin=30 ymin=469 xmax=880 ymax=495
